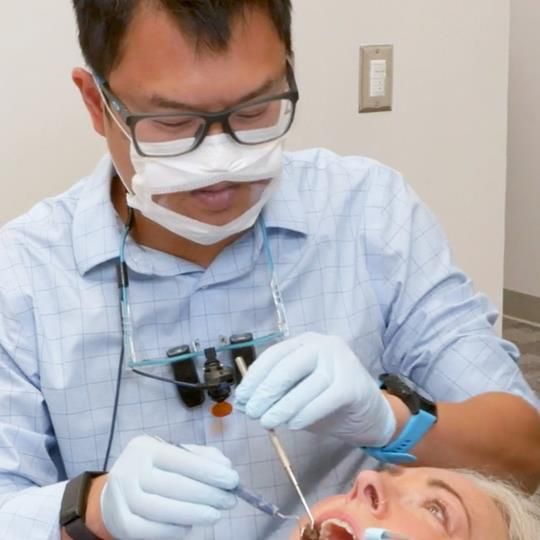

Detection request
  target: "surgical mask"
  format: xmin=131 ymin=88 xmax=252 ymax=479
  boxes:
xmin=125 ymin=133 xmax=284 ymax=245
xmin=96 ymin=75 xmax=286 ymax=245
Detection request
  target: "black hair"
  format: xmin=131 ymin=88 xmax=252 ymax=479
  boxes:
xmin=72 ymin=0 xmax=293 ymax=77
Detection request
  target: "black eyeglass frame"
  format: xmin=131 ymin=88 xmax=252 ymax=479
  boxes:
xmin=95 ymin=61 xmax=299 ymax=157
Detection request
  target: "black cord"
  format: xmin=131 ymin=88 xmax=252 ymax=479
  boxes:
xmin=102 ymin=209 xmax=134 ymax=472
xmin=132 ymin=368 xmax=216 ymax=390
xmin=102 ymin=331 xmax=124 ymax=472
xmin=100 ymin=207 xmax=238 ymax=469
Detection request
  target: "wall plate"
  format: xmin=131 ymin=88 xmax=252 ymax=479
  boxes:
xmin=359 ymin=44 xmax=393 ymax=113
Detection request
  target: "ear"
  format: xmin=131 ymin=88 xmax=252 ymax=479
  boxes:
xmin=72 ymin=67 xmax=106 ymax=136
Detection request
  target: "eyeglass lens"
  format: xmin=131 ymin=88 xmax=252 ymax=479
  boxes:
xmin=134 ymin=97 xmax=294 ymax=157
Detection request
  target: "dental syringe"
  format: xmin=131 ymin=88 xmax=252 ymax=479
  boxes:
xmin=151 ymin=435 xmax=297 ymax=522
xmin=233 ymin=484 xmax=298 ymax=521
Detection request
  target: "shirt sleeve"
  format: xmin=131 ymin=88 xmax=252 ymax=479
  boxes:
xmin=0 ymin=231 xmax=67 ymax=539
xmin=363 ymin=164 xmax=540 ymax=409
xmin=0 ymin=482 xmax=66 ymax=540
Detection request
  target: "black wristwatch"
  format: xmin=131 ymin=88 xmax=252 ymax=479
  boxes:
xmin=380 ymin=373 xmax=438 ymax=416
xmin=59 ymin=471 xmax=104 ymax=540
xmin=363 ymin=373 xmax=438 ymax=463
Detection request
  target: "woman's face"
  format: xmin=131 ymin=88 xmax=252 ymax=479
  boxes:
xmin=291 ymin=467 xmax=508 ymax=540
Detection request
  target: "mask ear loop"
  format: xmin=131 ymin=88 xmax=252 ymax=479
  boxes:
xmin=92 ymin=75 xmax=135 ymax=197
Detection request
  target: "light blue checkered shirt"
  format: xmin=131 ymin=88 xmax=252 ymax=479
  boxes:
xmin=0 ymin=148 xmax=536 ymax=539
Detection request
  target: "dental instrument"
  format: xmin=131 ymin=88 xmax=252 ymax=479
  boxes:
xmin=234 ymin=355 xmax=316 ymax=529
xmin=232 ymin=484 xmax=298 ymax=521
xmin=151 ymin=436 xmax=297 ymax=521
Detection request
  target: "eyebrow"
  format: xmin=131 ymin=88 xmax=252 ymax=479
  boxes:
xmin=147 ymin=77 xmax=280 ymax=112
xmin=427 ymin=478 xmax=473 ymax=537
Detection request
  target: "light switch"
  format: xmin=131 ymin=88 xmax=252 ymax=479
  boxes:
xmin=359 ymin=45 xmax=393 ymax=112
xmin=369 ymin=59 xmax=386 ymax=97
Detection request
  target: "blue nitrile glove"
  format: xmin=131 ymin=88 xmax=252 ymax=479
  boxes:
xmin=235 ymin=332 xmax=396 ymax=447
xmin=100 ymin=435 xmax=239 ymax=540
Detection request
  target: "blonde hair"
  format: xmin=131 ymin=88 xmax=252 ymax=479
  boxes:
xmin=456 ymin=469 xmax=540 ymax=540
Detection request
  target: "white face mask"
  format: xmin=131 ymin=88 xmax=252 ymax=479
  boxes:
xmin=96 ymin=76 xmax=287 ymax=245
xmin=123 ymin=133 xmax=284 ymax=245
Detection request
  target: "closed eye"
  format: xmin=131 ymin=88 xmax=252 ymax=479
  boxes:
xmin=155 ymin=119 xmax=197 ymax=128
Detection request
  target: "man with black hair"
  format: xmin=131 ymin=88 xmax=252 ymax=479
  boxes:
xmin=0 ymin=1 xmax=538 ymax=539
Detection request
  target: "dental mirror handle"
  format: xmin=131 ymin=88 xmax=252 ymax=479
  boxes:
xmin=267 ymin=429 xmax=315 ymax=526
xmin=234 ymin=355 xmax=316 ymax=528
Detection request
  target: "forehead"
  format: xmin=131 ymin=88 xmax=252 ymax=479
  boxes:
xmin=109 ymin=4 xmax=287 ymax=92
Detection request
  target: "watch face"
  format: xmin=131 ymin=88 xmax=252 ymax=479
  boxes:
xmin=380 ymin=373 xmax=437 ymax=417
xmin=382 ymin=373 xmax=434 ymax=401
xmin=404 ymin=375 xmax=434 ymax=402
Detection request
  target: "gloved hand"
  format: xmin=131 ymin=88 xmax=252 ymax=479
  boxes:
xmin=100 ymin=435 xmax=239 ymax=540
xmin=235 ymin=332 xmax=396 ymax=447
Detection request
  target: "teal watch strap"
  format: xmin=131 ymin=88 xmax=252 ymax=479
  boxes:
xmin=363 ymin=409 xmax=436 ymax=463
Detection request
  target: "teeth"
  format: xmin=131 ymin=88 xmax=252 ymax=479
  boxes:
xmin=319 ymin=518 xmax=357 ymax=540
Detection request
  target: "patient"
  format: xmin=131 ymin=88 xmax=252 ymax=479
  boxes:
xmin=290 ymin=466 xmax=540 ymax=540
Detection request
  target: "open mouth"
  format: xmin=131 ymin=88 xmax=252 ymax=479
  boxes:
xmin=301 ymin=519 xmax=357 ymax=540
xmin=300 ymin=483 xmax=380 ymax=539
xmin=319 ymin=519 xmax=357 ymax=540
xmin=301 ymin=518 xmax=357 ymax=540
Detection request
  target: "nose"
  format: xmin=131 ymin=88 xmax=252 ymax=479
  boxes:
xmin=208 ymin=121 xmax=224 ymax=136
xmin=347 ymin=470 xmax=388 ymax=517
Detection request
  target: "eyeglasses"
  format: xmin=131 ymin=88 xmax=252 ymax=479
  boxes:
xmin=116 ymin=214 xmax=290 ymax=406
xmin=95 ymin=62 xmax=299 ymax=157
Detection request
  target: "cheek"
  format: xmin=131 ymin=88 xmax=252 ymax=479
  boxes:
xmin=151 ymin=192 xmax=191 ymax=212
xmin=381 ymin=506 xmax=447 ymax=540
xmin=106 ymin=127 xmax=135 ymax=186
xmin=311 ymin=495 xmax=346 ymax=516
xmin=237 ymin=183 xmax=262 ymax=206
xmin=238 ymin=180 xmax=271 ymax=207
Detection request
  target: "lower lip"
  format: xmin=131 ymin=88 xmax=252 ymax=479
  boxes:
xmin=190 ymin=185 xmax=239 ymax=212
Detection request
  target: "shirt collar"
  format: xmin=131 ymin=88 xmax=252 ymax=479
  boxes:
xmin=72 ymin=156 xmax=203 ymax=277
xmin=72 ymin=155 xmax=122 ymax=276
xmin=72 ymin=153 xmax=307 ymax=277
xmin=262 ymin=153 xmax=307 ymax=236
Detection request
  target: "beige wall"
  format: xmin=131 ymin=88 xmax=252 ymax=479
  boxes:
xmin=288 ymin=0 xmax=510 ymax=313
xmin=0 ymin=1 xmax=511 ymax=314
xmin=505 ymin=0 xmax=540 ymax=298
xmin=0 ymin=3 xmax=105 ymax=221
